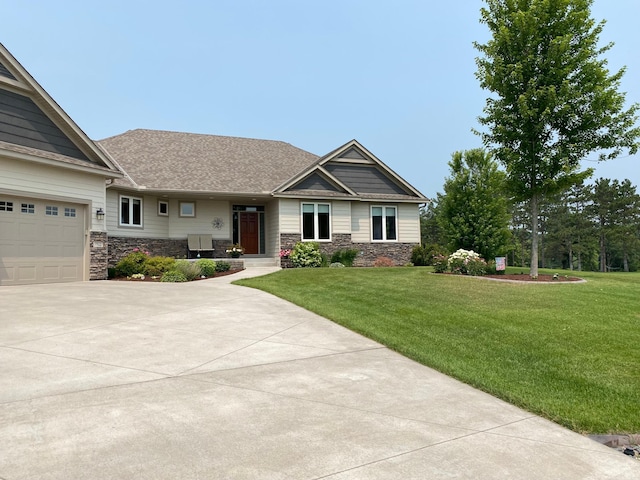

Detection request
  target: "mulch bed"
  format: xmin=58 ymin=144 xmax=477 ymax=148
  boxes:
xmin=109 ymin=269 xmax=244 ymax=282
xmin=483 ymin=274 xmax=583 ymax=282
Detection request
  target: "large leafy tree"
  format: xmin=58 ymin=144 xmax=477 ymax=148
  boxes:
xmin=474 ymin=0 xmax=640 ymax=277
xmin=437 ymin=149 xmax=511 ymax=260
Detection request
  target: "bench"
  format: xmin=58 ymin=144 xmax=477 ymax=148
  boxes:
xmin=187 ymin=234 xmax=214 ymax=258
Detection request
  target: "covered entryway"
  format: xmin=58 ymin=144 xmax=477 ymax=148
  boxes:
xmin=0 ymin=194 xmax=85 ymax=285
xmin=233 ymin=205 xmax=265 ymax=255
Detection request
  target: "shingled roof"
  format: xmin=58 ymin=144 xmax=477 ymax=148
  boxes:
xmin=97 ymin=129 xmax=319 ymax=194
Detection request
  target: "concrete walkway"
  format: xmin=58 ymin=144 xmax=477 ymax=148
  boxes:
xmin=0 ymin=268 xmax=637 ymax=479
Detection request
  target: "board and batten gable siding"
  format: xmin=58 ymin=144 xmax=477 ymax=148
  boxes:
xmin=0 ymin=156 xmax=105 ymax=231
xmin=0 ymin=89 xmax=91 ymax=162
xmin=0 ymin=61 xmax=16 ymax=80
xmin=324 ymin=164 xmax=408 ymax=195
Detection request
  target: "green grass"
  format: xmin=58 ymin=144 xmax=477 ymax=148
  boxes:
xmin=235 ymin=267 xmax=640 ymax=434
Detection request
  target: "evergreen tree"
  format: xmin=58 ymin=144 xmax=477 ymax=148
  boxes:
xmin=437 ymin=149 xmax=511 ymax=260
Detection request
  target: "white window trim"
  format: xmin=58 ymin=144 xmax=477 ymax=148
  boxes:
xmin=119 ymin=194 xmax=143 ymax=227
xmin=371 ymin=205 xmax=398 ymax=242
xmin=179 ymin=201 xmax=196 ymax=218
xmin=301 ymin=202 xmax=332 ymax=242
xmin=158 ymin=200 xmax=169 ymax=216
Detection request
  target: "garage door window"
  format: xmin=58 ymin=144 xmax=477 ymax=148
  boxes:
xmin=120 ymin=195 xmax=142 ymax=227
xmin=0 ymin=201 xmax=13 ymax=212
xmin=65 ymin=207 xmax=76 ymax=217
xmin=21 ymin=203 xmax=35 ymax=214
xmin=46 ymin=206 xmax=59 ymax=216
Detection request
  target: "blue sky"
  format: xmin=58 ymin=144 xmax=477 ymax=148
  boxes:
xmin=2 ymin=0 xmax=638 ymax=199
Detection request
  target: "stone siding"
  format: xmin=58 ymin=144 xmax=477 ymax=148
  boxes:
xmin=108 ymin=236 xmax=189 ymax=267
xmin=280 ymin=233 xmax=415 ymax=267
xmin=89 ymin=231 xmax=108 ymax=280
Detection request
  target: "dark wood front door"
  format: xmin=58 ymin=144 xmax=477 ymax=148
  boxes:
xmin=240 ymin=212 xmax=259 ymax=254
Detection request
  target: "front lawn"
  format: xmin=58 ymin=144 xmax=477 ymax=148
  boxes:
xmin=235 ymin=267 xmax=640 ymax=434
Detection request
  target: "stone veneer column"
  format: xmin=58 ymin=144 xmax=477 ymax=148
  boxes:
xmin=89 ymin=231 xmax=108 ymax=280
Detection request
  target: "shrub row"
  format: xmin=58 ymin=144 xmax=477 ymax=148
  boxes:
xmin=113 ymin=250 xmax=231 ymax=282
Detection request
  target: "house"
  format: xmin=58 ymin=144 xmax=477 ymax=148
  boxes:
xmin=0 ymin=42 xmax=427 ymax=285
xmin=98 ymin=129 xmax=428 ymax=269
xmin=0 ymin=43 xmax=121 ymax=286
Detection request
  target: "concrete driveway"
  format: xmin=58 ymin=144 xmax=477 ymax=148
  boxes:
xmin=0 ymin=268 xmax=637 ymax=479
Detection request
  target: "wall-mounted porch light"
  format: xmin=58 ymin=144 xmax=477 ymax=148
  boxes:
xmin=96 ymin=208 xmax=105 ymax=220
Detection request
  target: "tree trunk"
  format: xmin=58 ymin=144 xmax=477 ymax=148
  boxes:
xmin=530 ymin=194 xmax=539 ymax=278
xmin=568 ymin=242 xmax=573 ymax=271
xmin=599 ymin=231 xmax=606 ymax=272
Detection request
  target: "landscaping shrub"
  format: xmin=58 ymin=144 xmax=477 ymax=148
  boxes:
xmin=160 ymin=271 xmax=188 ymax=283
xmin=290 ymin=242 xmax=322 ymax=268
xmin=446 ymin=249 xmax=488 ymax=276
xmin=373 ymin=256 xmax=395 ymax=267
xmin=215 ymin=261 xmax=231 ymax=272
xmin=432 ymin=254 xmax=449 ymax=273
xmin=114 ymin=249 xmax=149 ymax=277
xmin=143 ymin=256 xmax=176 ymax=277
xmin=329 ymin=262 xmax=345 ymax=268
xmin=172 ymin=260 xmax=202 ymax=281
xmin=411 ymin=243 xmax=448 ymax=266
xmin=196 ymin=259 xmax=217 ymax=277
xmin=330 ymin=249 xmax=359 ymax=267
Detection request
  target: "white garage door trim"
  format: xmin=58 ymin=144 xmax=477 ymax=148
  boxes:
xmin=0 ymin=194 xmax=86 ymax=285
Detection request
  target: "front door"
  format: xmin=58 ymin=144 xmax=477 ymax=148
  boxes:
xmin=240 ymin=212 xmax=259 ymax=254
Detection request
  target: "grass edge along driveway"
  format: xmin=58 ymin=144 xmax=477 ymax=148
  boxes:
xmin=235 ymin=267 xmax=640 ymax=435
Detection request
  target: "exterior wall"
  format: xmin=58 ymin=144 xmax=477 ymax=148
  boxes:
xmin=398 ymin=203 xmax=421 ymax=243
xmin=108 ymin=236 xmax=188 ymax=267
xmin=280 ymin=232 xmax=415 ymax=267
xmin=167 ymin=199 xmax=231 ymax=239
xmin=332 ymin=201 xmax=351 ymax=234
xmin=278 ymin=198 xmax=300 ymax=233
xmin=266 ymin=200 xmax=280 ymax=257
xmin=1 ymin=156 xmax=110 ymax=281
xmin=106 ymin=190 xmax=233 ymax=241
xmin=90 ymin=231 xmax=108 ymax=280
xmin=350 ymin=202 xmax=371 ymax=243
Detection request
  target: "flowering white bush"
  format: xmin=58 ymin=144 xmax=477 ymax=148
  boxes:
xmin=447 ymin=249 xmax=487 ymax=276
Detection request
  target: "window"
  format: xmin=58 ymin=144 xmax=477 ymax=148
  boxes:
xmin=21 ymin=203 xmax=35 ymax=214
xmin=64 ymin=207 xmax=77 ymax=218
xmin=120 ymin=195 xmax=142 ymax=226
xmin=0 ymin=201 xmax=13 ymax=212
xmin=45 ymin=205 xmax=59 ymax=216
xmin=180 ymin=202 xmax=195 ymax=217
xmin=302 ymin=203 xmax=330 ymax=241
xmin=372 ymin=206 xmax=397 ymax=241
xmin=158 ymin=200 xmax=169 ymax=216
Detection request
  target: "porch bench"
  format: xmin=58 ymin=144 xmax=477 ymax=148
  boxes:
xmin=187 ymin=234 xmax=215 ymax=258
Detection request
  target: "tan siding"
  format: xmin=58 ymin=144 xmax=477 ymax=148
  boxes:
xmin=279 ymin=198 xmax=300 ymax=233
xmin=0 ymin=157 xmax=105 ymax=231
xmin=332 ymin=201 xmax=351 ymax=234
xmin=398 ymin=203 xmax=420 ymax=243
xmin=266 ymin=200 xmax=279 ymax=257
xmin=106 ymin=190 xmax=168 ymax=238
xmin=167 ymin=200 xmax=230 ymax=239
xmin=351 ymin=202 xmax=371 ymax=243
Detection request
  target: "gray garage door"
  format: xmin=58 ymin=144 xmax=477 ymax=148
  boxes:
xmin=0 ymin=195 xmax=85 ymax=285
